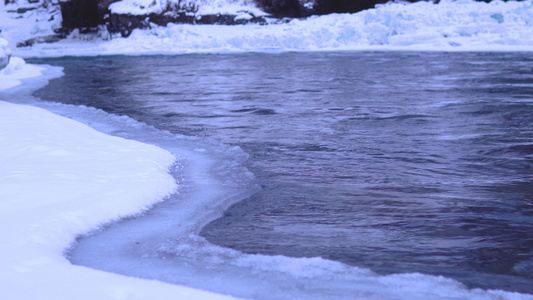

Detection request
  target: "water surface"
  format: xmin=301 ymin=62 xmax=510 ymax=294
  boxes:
xmin=31 ymin=52 xmax=533 ymax=293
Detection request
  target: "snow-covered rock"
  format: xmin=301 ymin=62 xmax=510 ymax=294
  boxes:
xmin=0 ymin=38 xmax=11 ymax=70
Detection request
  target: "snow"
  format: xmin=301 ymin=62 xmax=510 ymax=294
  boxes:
xmin=1 ymin=0 xmax=533 ymax=57
xmin=0 ymin=48 xmax=239 ymax=300
xmin=0 ymin=56 xmax=46 ymax=90
xmin=0 ymin=2 xmax=62 ymax=50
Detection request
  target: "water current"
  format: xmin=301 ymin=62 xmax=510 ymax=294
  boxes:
xmin=30 ymin=52 xmax=533 ymax=294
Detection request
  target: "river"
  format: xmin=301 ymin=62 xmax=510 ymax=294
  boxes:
xmin=30 ymin=51 xmax=533 ymax=296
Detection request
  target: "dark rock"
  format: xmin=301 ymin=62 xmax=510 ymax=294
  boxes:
xmin=16 ymin=33 xmax=67 ymax=47
xmin=6 ymin=7 xmax=39 ymax=13
xmin=59 ymin=0 xmax=101 ymax=28
xmin=106 ymin=12 xmax=267 ymax=37
xmin=255 ymin=0 xmax=301 ymax=17
xmin=255 ymin=0 xmax=420 ymax=17
xmin=196 ymin=14 xmax=237 ymax=25
xmin=147 ymin=12 xmax=195 ymax=26
xmin=313 ymin=0 xmax=393 ymax=15
xmin=0 ymin=54 xmax=10 ymax=71
xmin=107 ymin=13 xmax=149 ymax=37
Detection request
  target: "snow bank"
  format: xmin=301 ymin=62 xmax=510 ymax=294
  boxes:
xmin=3 ymin=0 xmax=533 ymax=57
xmin=0 ymin=75 xmax=238 ymax=300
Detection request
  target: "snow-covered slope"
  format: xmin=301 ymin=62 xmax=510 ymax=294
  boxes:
xmin=2 ymin=0 xmax=533 ymax=57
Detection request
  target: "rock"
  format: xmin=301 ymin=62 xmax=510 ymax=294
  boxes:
xmin=16 ymin=34 xmax=66 ymax=48
xmin=255 ymin=0 xmax=301 ymax=17
xmin=147 ymin=12 xmax=196 ymax=26
xmin=0 ymin=55 xmax=9 ymax=70
xmin=0 ymin=39 xmax=11 ymax=70
xmin=59 ymin=0 xmax=108 ymax=28
xmin=107 ymin=13 xmax=148 ymax=37
xmin=6 ymin=6 xmax=39 ymax=13
xmin=254 ymin=0 xmax=418 ymax=18
xmin=106 ymin=12 xmax=267 ymax=37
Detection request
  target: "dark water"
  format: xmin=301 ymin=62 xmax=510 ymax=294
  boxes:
xmin=30 ymin=52 xmax=533 ymax=293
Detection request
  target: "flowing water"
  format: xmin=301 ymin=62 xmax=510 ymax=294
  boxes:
xmin=30 ymin=51 xmax=533 ymax=294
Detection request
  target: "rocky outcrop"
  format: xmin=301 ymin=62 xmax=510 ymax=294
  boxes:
xmin=107 ymin=11 xmax=267 ymax=37
xmin=58 ymin=0 xmax=269 ymax=37
xmin=16 ymin=33 xmax=66 ymax=47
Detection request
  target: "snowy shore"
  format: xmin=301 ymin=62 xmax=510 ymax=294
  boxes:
xmin=0 ymin=55 xmax=241 ymax=300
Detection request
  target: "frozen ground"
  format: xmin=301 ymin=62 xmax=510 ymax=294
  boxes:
xmin=0 ymin=0 xmax=532 ymax=57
